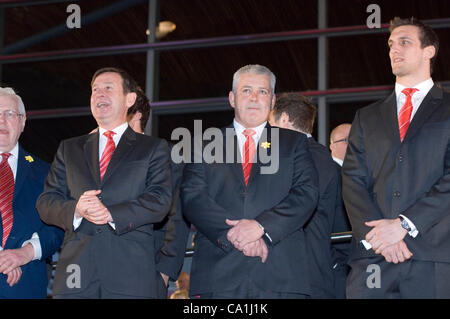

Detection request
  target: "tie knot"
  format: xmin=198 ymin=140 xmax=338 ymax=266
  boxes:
xmin=243 ymin=129 xmax=256 ymax=138
xmin=402 ymin=88 xmax=419 ymax=98
xmin=104 ymin=130 xmax=115 ymax=140
xmin=1 ymin=153 xmax=11 ymax=161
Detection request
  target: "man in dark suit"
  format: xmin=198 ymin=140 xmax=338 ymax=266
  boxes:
xmin=343 ymin=17 xmax=450 ymax=298
xmin=36 ymin=67 xmax=172 ymax=298
xmin=329 ymin=123 xmax=352 ymax=298
xmin=269 ymin=92 xmax=348 ymax=298
xmin=181 ymin=64 xmax=318 ymax=298
xmin=126 ymin=88 xmax=190 ymax=298
xmin=0 ymin=87 xmax=63 ymax=298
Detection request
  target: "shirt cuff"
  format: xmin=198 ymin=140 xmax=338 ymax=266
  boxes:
xmin=361 ymin=239 xmax=372 ymax=250
xmin=21 ymin=232 xmax=42 ymax=261
xmin=73 ymin=214 xmax=83 ymax=230
xmin=108 ymin=222 xmax=116 ymax=230
xmin=399 ymin=214 xmax=419 ymax=237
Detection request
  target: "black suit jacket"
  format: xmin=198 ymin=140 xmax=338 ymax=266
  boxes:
xmin=304 ymin=137 xmax=343 ymax=298
xmin=36 ymin=127 xmax=172 ymax=297
xmin=343 ymin=85 xmax=450 ymax=262
xmin=181 ymin=124 xmax=319 ymax=296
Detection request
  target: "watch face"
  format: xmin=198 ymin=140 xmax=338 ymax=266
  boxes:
xmin=401 ymin=219 xmax=411 ymax=231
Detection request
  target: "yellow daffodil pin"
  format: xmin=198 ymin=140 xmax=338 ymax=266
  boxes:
xmin=25 ymin=155 xmax=34 ymax=163
xmin=261 ymin=142 xmax=271 ymax=149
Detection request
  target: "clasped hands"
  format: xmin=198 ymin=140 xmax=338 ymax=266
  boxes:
xmin=75 ymin=190 xmax=113 ymax=225
xmin=0 ymin=243 xmax=34 ymax=287
xmin=226 ymin=219 xmax=268 ymax=263
xmin=365 ymin=218 xmax=413 ymax=264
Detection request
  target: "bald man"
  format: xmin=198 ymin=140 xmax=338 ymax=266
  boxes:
xmin=329 ymin=124 xmax=351 ymax=166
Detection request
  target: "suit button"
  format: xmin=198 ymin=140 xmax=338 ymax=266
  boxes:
xmin=399 ymin=155 xmax=403 ymax=162
xmin=394 ymin=191 xmax=401 ymax=197
xmin=96 ymin=228 xmax=102 ymax=234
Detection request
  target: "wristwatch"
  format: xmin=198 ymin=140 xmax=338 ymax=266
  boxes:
xmin=399 ymin=216 xmax=411 ymax=232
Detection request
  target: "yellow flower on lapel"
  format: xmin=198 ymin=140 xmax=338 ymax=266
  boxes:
xmin=25 ymin=155 xmax=34 ymax=163
xmin=261 ymin=141 xmax=271 ymax=149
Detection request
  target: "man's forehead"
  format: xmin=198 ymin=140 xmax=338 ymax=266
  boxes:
xmin=389 ymin=25 xmax=420 ymax=40
xmin=0 ymin=95 xmax=18 ymax=108
xmin=92 ymin=72 xmax=122 ymax=86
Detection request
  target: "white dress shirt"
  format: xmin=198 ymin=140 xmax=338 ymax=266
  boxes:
xmin=73 ymin=122 xmax=129 ymax=230
xmin=233 ymin=119 xmax=267 ymax=161
xmin=0 ymin=143 xmax=41 ymax=260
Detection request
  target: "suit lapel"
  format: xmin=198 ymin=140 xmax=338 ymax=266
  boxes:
xmin=403 ymin=85 xmax=443 ymax=143
xmin=83 ymin=131 xmax=101 ymax=187
xmin=13 ymin=147 xmax=29 ymax=203
xmin=248 ymin=123 xmax=272 ymax=186
xmin=101 ymin=126 xmax=137 ymax=184
xmin=378 ymin=91 xmax=401 ymax=146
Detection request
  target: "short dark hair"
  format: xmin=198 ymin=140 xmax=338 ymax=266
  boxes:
xmin=272 ymin=92 xmax=317 ymax=134
xmin=91 ymin=67 xmax=138 ymax=94
xmin=127 ymin=85 xmax=150 ymax=131
xmin=389 ymin=17 xmax=439 ymax=74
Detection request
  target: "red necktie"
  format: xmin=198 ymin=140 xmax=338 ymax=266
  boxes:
xmin=242 ymin=129 xmax=256 ymax=186
xmin=0 ymin=153 xmax=14 ymax=247
xmin=398 ymin=88 xmax=418 ymax=142
xmin=99 ymin=131 xmax=116 ymax=180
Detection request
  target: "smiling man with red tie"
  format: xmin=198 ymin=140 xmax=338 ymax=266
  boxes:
xmin=343 ymin=17 xmax=450 ymax=298
xmin=37 ymin=67 xmax=172 ymax=299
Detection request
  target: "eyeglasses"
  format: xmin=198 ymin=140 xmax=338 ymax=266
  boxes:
xmin=331 ymin=138 xmax=348 ymax=144
xmin=0 ymin=110 xmax=24 ymax=120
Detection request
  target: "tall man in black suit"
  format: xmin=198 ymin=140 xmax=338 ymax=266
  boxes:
xmin=269 ymin=92 xmax=347 ymax=298
xmin=126 ymin=88 xmax=190 ymax=298
xmin=37 ymin=67 xmax=172 ymax=298
xmin=343 ymin=17 xmax=450 ymax=298
xmin=181 ymin=64 xmax=318 ymax=298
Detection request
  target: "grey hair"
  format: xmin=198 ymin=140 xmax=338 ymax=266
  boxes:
xmin=232 ymin=64 xmax=276 ymax=95
xmin=0 ymin=87 xmax=26 ymax=115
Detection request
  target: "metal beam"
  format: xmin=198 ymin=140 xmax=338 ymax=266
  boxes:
xmin=2 ymin=18 xmax=449 ymax=64
xmin=317 ymin=0 xmax=328 ymax=146
xmin=145 ymin=0 xmax=159 ymax=136
xmin=0 ymin=0 xmax=81 ymax=8
xmin=1 ymin=0 xmax=146 ymax=54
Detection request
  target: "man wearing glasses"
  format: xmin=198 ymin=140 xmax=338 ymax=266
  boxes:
xmin=329 ymin=123 xmax=351 ymax=167
xmin=0 ymin=87 xmax=64 ymax=298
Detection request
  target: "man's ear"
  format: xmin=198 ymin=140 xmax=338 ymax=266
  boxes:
xmin=229 ymin=91 xmax=236 ymax=109
xmin=281 ymin=112 xmax=290 ymax=125
xmin=126 ymin=92 xmax=137 ymax=108
xmin=424 ymin=45 xmax=436 ymax=61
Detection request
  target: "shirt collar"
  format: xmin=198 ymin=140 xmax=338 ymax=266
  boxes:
xmin=0 ymin=143 xmax=18 ymax=159
xmin=233 ymin=119 xmax=267 ymax=140
xmin=99 ymin=122 xmax=129 ymax=137
xmin=395 ymin=78 xmax=434 ymax=99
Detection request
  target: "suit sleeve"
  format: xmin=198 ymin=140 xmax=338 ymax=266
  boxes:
xmin=401 ymin=136 xmax=450 ymax=233
xmin=37 ymin=140 xmax=78 ymax=231
xmin=342 ymin=110 xmax=385 ymax=242
xmin=254 ymin=133 xmax=319 ymax=245
xmin=108 ymin=138 xmax=173 ymax=235
xmin=155 ymin=162 xmax=190 ymax=281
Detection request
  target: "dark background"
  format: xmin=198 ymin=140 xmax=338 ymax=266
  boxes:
xmin=0 ymin=0 xmax=449 ymax=163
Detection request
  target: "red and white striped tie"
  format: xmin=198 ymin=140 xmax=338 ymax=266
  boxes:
xmin=99 ymin=131 xmax=116 ymax=180
xmin=0 ymin=153 xmax=14 ymax=247
xmin=242 ymin=129 xmax=256 ymax=186
xmin=398 ymin=88 xmax=418 ymax=142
